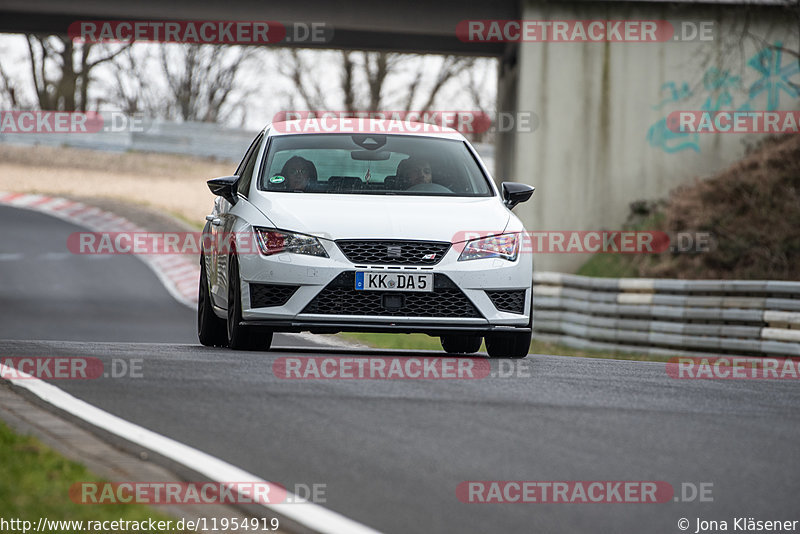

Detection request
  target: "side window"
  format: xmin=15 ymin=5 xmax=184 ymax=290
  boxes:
xmin=235 ymin=134 xmax=260 ymax=175
xmin=237 ymin=133 xmax=264 ymax=197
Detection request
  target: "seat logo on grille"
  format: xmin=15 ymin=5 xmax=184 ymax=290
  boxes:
xmin=386 ymin=245 xmax=402 ymax=258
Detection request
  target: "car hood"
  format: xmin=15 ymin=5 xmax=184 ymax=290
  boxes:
xmin=249 ymin=192 xmax=512 ymax=242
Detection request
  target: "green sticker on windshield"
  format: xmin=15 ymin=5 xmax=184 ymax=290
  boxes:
xmin=270 ymin=175 xmax=285 ymax=184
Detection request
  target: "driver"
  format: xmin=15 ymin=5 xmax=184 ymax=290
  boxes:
xmin=398 ymin=157 xmax=432 ymax=189
xmin=278 ymin=156 xmax=317 ymax=191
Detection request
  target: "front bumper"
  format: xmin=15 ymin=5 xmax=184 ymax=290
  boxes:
xmin=238 ymin=320 xmax=531 ymax=336
xmin=235 ymin=238 xmax=532 ymax=333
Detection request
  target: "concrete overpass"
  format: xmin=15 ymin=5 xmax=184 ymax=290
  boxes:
xmin=0 ymin=0 xmax=518 ymax=55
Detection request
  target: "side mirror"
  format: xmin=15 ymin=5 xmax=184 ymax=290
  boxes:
xmin=501 ymin=182 xmax=535 ymax=209
xmin=207 ymin=176 xmax=239 ymax=205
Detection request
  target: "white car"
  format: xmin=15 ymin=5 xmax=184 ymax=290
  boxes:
xmin=198 ymin=119 xmax=535 ymax=357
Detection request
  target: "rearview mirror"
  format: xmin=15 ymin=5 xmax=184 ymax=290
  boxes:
xmin=501 ymin=182 xmax=535 ymax=209
xmin=207 ymin=176 xmax=239 ymax=205
xmin=351 ymin=150 xmax=391 ymax=161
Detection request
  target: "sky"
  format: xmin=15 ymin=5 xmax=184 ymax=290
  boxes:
xmin=0 ymin=34 xmax=498 ymax=131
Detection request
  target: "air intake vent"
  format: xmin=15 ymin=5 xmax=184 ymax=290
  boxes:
xmin=302 ymin=272 xmax=481 ymax=318
xmin=486 ymin=290 xmax=527 ymax=314
xmin=250 ymin=284 xmax=298 ymax=308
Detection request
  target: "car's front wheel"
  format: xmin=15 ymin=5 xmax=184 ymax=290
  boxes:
xmin=440 ymin=335 xmax=483 ymax=354
xmin=485 ymin=331 xmax=531 ymax=359
xmin=227 ymin=254 xmax=273 ymax=351
xmin=198 ymin=253 xmax=228 ymax=347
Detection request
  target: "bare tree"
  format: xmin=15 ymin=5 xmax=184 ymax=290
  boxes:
xmin=414 ymin=55 xmax=476 ymax=113
xmin=25 ymin=34 xmax=130 ymax=111
xmin=276 ymin=49 xmax=329 ymax=111
xmin=100 ymin=46 xmax=160 ymax=116
xmin=0 ymin=55 xmax=29 ymax=108
xmin=677 ymin=5 xmax=800 ymax=101
xmin=736 ymin=4 xmax=800 ymax=95
xmin=340 ymin=50 xmax=356 ymax=112
xmin=158 ymin=43 xmax=260 ymax=124
xmin=461 ymin=60 xmax=496 ymax=143
xmin=362 ymin=51 xmax=390 ymax=110
xmin=276 ymin=49 xmax=476 ymax=113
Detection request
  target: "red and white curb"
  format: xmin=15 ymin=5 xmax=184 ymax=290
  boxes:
xmin=0 ymin=191 xmax=381 ymax=533
xmin=0 ymin=191 xmax=359 ymax=349
xmin=0 ymin=192 xmax=199 ymax=307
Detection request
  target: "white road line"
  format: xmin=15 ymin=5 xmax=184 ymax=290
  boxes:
xmin=2 ymin=364 xmax=382 ymax=534
xmin=39 ymin=252 xmax=72 ymax=260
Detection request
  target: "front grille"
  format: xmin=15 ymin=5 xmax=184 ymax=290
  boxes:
xmin=486 ymin=289 xmax=527 ymax=314
xmin=250 ymin=284 xmax=298 ymax=308
xmin=336 ymin=240 xmax=450 ymax=265
xmin=302 ymin=272 xmax=481 ymax=318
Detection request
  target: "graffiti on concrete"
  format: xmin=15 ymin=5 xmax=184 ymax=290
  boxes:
xmin=647 ymin=42 xmax=800 ymax=153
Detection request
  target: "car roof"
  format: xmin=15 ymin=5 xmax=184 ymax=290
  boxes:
xmin=265 ymin=118 xmax=469 ymax=141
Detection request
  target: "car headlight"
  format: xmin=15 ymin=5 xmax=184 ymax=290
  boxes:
xmin=458 ymin=233 xmax=519 ymax=262
xmin=254 ymin=228 xmax=328 ymax=257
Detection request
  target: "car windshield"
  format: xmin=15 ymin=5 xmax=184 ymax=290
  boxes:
xmin=258 ymin=134 xmax=493 ymax=196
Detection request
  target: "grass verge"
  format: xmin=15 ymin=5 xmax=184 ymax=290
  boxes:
xmin=338 ymin=333 xmax=673 ymax=362
xmin=575 ymin=253 xmax=638 ymax=278
xmin=0 ymin=419 xmax=185 ymax=530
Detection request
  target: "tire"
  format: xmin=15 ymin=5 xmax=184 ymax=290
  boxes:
xmin=197 ymin=253 xmax=228 ymax=347
xmin=227 ymin=254 xmax=273 ymax=351
xmin=486 ymin=286 xmax=534 ymax=359
xmin=485 ymin=331 xmax=531 ymax=359
xmin=440 ymin=335 xmax=482 ymax=354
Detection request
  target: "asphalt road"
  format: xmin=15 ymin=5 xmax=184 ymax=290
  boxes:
xmin=2 ymin=204 xmax=799 ymax=534
xmin=0 ymin=205 xmax=196 ymax=343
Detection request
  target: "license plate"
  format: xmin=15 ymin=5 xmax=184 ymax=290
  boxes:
xmin=355 ymin=272 xmax=433 ymax=292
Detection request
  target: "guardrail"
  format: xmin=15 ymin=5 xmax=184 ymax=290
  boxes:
xmin=0 ymin=120 xmax=257 ymax=161
xmin=532 ymin=272 xmax=800 ymax=358
xmin=0 ymin=119 xmax=496 ymax=171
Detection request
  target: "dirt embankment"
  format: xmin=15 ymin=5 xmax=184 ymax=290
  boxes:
xmin=632 ymin=135 xmax=800 ymax=280
xmin=0 ymin=144 xmax=234 ymax=226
